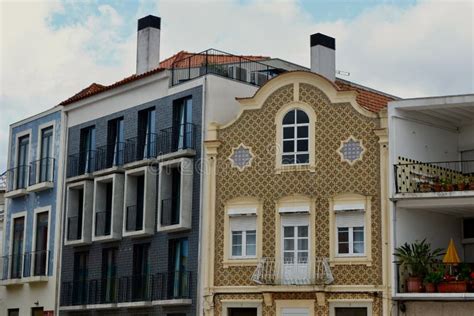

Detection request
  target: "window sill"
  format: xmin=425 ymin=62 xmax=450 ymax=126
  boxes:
xmin=64 ymin=238 xmax=91 ymax=247
xmin=223 ymin=258 xmax=259 ymax=268
xmin=0 ymin=278 xmax=25 ymax=286
xmin=152 ymin=298 xmax=192 ymax=306
xmin=275 ymin=164 xmax=315 ymax=174
xmin=27 ymin=181 xmax=54 ymax=193
xmin=157 ymin=148 xmax=196 ymax=162
xmin=157 ymin=223 xmax=191 ymax=233
xmin=23 ymin=275 xmax=50 ymax=283
xmin=4 ymin=188 xmax=28 ymax=199
xmin=330 ymin=257 xmax=372 ymax=267
xmin=93 ymin=166 xmax=124 ymax=177
xmin=122 ymin=229 xmax=154 ymax=238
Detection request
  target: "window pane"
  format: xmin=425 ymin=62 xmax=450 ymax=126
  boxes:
xmin=284 ymin=226 xmax=294 ymax=237
xmin=283 ymin=141 xmax=294 ymax=153
xmin=296 ymin=154 xmax=309 ymax=163
xmin=246 ymin=244 xmax=256 ymax=256
xmin=296 ymin=110 xmax=309 ymax=123
xmin=283 ymin=110 xmax=295 ymax=125
xmin=297 ymin=140 xmax=308 ymax=152
xmin=298 ymin=251 xmax=308 ymax=262
xmin=283 ymin=127 xmax=294 ymax=139
xmin=246 ymin=231 xmax=256 ymax=244
xmin=284 ymin=252 xmax=294 ymax=262
xmin=353 ymin=242 xmax=364 ymax=254
xmin=338 ymin=228 xmax=349 ymax=242
xmin=338 ymin=242 xmax=349 ymax=254
xmin=282 ymin=155 xmax=295 ymax=165
xmin=298 ymin=226 xmax=308 ymax=237
xmin=232 ymin=231 xmax=242 ymax=245
xmin=297 ymin=126 xmax=308 ymax=138
xmin=232 ymin=245 xmax=242 ymax=256
xmin=284 ymin=239 xmax=294 ymax=251
xmin=298 ymin=239 xmax=308 ymax=251
xmin=353 ymin=227 xmax=364 ymax=242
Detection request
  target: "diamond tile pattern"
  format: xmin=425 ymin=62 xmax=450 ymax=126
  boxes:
xmin=229 ymin=144 xmax=253 ymax=171
xmin=340 ymin=138 xmax=364 ymax=163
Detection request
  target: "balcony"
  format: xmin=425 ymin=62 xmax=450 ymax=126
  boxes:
xmin=95 ymin=142 xmax=126 ymax=175
xmin=170 ymin=48 xmax=285 ymax=87
xmin=123 ymin=133 xmax=158 ymax=167
xmin=60 ymin=272 xmax=192 ymax=309
xmin=95 ymin=210 xmax=111 ymax=237
xmin=28 ymin=157 xmax=55 ymax=192
xmin=4 ymin=165 xmax=29 ymax=198
xmin=125 ymin=205 xmax=143 ymax=232
xmin=65 ymin=180 xmax=93 ymax=246
xmin=160 ymin=197 xmax=180 ymax=226
xmin=251 ymin=257 xmax=334 ymax=286
xmin=0 ymin=254 xmax=25 ymax=285
xmin=0 ymin=250 xmax=50 ymax=286
xmin=157 ymin=123 xmax=196 ymax=159
xmin=67 ymin=215 xmax=82 ymax=241
xmin=394 ymin=158 xmax=474 ymax=199
xmin=67 ymin=150 xmax=97 ymax=179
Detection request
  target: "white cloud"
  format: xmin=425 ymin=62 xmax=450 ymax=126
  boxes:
xmin=0 ymin=0 xmax=473 ymax=171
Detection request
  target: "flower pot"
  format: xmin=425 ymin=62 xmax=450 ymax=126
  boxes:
xmin=419 ymin=183 xmax=431 ymax=192
xmin=406 ymin=276 xmax=424 ymax=293
xmin=425 ymin=283 xmax=436 ymax=293
xmin=438 ymin=281 xmax=467 ymax=293
xmin=433 ymin=183 xmax=442 ymax=192
xmin=457 ymin=183 xmax=465 ymax=191
xmin=445 ymin=184 xmax=454 ymax=192
xmin=469 ymin=183 xmax=474 ymax=191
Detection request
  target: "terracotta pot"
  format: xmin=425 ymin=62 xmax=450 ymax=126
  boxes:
xmin=425 ymin=283 xmax=436 ymax=293
xmin=470 ymin=183 xmax=474 ymax=190
xmin=445 ymin=184 xmax=454 ymax=192
xmin=419 ymin=183 xmax=431 ymax=192
xmin=406 ymin=277 xmax=424 ymax=293
xmin=433 ymin=183 xmax=442 ymax=192
xmin=457 ymin=183 xmax=465 ymax=191
xmin=438 ymin=281 xmax=467 ymax=293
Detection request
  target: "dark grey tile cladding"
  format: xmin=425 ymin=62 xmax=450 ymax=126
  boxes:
xmin=61 ymin=86 xmax=203 ymax=316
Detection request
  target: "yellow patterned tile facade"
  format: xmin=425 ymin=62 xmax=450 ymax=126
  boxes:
xmin=211 ymin=76 xmax=385 ymax=315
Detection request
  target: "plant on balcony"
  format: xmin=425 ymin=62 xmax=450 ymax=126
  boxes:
xmin=442 ymin=177 xmax=454 ymax=191
xmin=469 ymin=176 xmax=474 ymax=190
xmin=424 ymin=269 xmax=444 ymax=293
xmin=432 ymin=176 xmax=442 ymax=192
xmin=438 ymin=263 xmax=470 ymax=293
xmin=394 ymin=239 xmax=444 ymax=293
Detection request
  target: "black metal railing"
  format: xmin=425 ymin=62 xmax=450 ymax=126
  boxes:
xmin=394 ymin=158 xmax=474 ymax=194
xmin=67 ymin=150 xmax=97 ymax=178
xmin=95 ymin=210 xmax=111 ymax=237
xmin=170 ymin=48 xmax=285 ymax=86
xmin=157 ymin=123 xmax=196 ymax=155
xmin=60 ymin=272 xmax=192 ymax=306
xmin=5 ymin=165 xmax=29 ymax=192
xmin=161 ymin=197 xmax=180 ymax=226
xmin=23 ymin=250 xmax=50 ymax=277
xmin=67 ymin=216 xmax=82 ymax=241
xmin=0 ymin=254 xmax=25 ymax=279
xmin=125 ymin=205 xmax=143 ymax=232
xmin=29 ymin=157 xmax=55 ymax=186
xmin=96 ymin=142 xmax=126 ymax=171
xmin=124 ymin=133 xmax=158 ymax=164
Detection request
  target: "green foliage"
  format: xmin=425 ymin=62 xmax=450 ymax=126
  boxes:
xmin=424 ymin=269 xmax=444 ymax=284
xmin=394 ymin=239 xmax=444 ymax=277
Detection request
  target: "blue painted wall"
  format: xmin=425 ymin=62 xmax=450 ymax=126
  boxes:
xmin=4 ymin=109 xmax=62 ymax=276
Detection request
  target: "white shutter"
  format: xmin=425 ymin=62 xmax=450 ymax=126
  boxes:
xmin=334 ymin=203 xmax=365 ymax=211
xmin=281 ymin=214 xmax=309 ymax=226
xmin=281 ymin=308 xmax=309 ymax=316
xmin=279 ymin=203 xmax=310 ymax=214
xmin=230 ymin=216 xmax=257 ymax=231
xmin=228 ymin=206 xmax=257 ymax=216
xmin=336 ymin=211 xmax=365 ymax=227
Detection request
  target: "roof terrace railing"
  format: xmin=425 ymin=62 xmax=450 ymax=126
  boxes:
xmin=170 ymin=48 xmax=286 ymax=86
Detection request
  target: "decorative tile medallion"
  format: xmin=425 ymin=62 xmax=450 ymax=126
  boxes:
xmin=338 ymin=136 xmax=366 ymax=165
xmin=228 ymin=143 xmax=254 ymax=171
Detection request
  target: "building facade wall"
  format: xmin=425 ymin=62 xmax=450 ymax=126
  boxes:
xmin=60 ymin=86 xmax=203 ymax=316
xmin=2 ymin=109 xmax=62 ymax=315
xmin=209 ymin=73 xmax=385 ymax=315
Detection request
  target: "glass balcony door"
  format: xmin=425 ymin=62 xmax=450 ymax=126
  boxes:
xmin=34 ymin=212 xmax=48 ymax=276
xmin=79 ymin=127 xmax=96 ymax=174
xmin=174 ymin=98 xmax=192 ymax=150
xmin=169 ymin=238 xmax=189 ymax=298
xmin=281 ymin=223 xmax=309 ymax=284
xmin=132 ymin=243 xmax=150 ymax=301
xmin=17 ymin=135 xmax=29 ymax=189
xmin=11 ymin=217 xmax=25 ymax=278
xmin=101 ymin=248 xmax=117 ymax=303
xmin=39 ymin=126 xmax=53 ymax=183
xmin=72 ymin=252 xmax=88 ymax=305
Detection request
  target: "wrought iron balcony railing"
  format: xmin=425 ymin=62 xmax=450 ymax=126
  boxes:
xmin=29 ymin=157 xmax=55 ymax=186
xmin=394 ymin=157 xmax=474 ymax=194
xmin=96 ymin=142 xmax=126 ymax=171
xmin=125 ymin=205 xmax=143 ymax=232
xmin=251 ymin=257 xmax=334 ymax=286
xmin=170 ymin=48 xmax=285 ymax=86
xmin=5 ymin=165 xmax=29 ymax=192
xmin=157 ymin=123 xmax=196 ymax=155
xmin=95 ymin=210 xmax=112 ymax=237
xmin=67 ymin=215 xmax=82 ymax=241
xmin=124 ymin=133 xmax=158 ymax=164
xmin=23 ymin=250 xmax=50 ymax=277
xmin=160 ymin=197 xmax=180 ymax=226
xmin=1 ymin=254 xmax=26 ymax=280
xmin=60 ymin=272 xmax=192 ymax=306
xmin=67 ymin=150 xmax=97 ymax=178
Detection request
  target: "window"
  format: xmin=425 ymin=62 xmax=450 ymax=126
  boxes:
xmin=463 ymin=218 xmax=474 ymax=240
xmin=66 ymin=181 xmax=93 ymax=245
xmin=275 ymin=300 xmax=314 ymax=316
xmin=230 ymin=216 xmax=257 ymax=258
xmin=95 ymin=181 xmax=112 ymax=236
xmin=39 ymin=126 xmax=53 ymax=183
xmin=168 ymin=238 xmax=189 ymax=298
xmin=67 ymin=187 xmax=84 ymax=241
xmin=11 ymin=216 xmax=25 ymax=278
xmin=33 ymin=211 xmax=48 ymax=276
xmin=132 ymin=243 xmax=150 ymax=301
xmin=8 ymin=309 xmax=19 ymax=316
xmin=329 ymin=194 xmax=372 ymax=265
xmin=229 ymin=308 xmax=258 ymax=316
xmin=107 ymin=117 xmax=124 ymax=167
xmin=73 ymin=252 xmax=88 ymax=305
xmin=17 ymin=135 xmax=30 ymax=189
xmin=137 ymin=108 xmax=156 ymax=159
xmin=336 ymin=212 xmax=365 ymax=256
xmin=126 ymin=174 xmax=144 ymax=232
xmin=101 ymin=248 xmax=117 ymax=303
xmin=173 ymin=97 xmax=193 ymax=150
xmin=335 ymin=308 xmax=368 ymax=316
xmin=282 ymin=109 xmax=309 ymax=165
xmin=79 ymin=126 xmax=96 ymax=173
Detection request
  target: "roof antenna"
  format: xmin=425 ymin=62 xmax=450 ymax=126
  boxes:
xmin=336 ymin=70 xmax=350 ymax=76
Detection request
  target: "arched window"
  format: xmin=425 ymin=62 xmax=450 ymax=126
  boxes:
xmin=282 ymin=109 xmax=309 ymax=164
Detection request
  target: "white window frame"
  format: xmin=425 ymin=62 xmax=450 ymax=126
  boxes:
xmin=35 ymin=121 xmax=56 ymax=184
xmin=336 ymin=214 xmax=365 ymax=257
xmin=12 ymin=129 xmax=32 ymax=192
xmin=65 ymin=180 xmax=93 ymax=246
xmin=328 ymin=299 xmax=372 ymax=316
xmin=8 ymin=211 xmax=27 ymax=279
xmin=30 ymin=206 xmax=51 ymax=278
xmin=281 ymin=108 xmax=310 ymax=165
xmin=230 ymin=223 xmax=257 ymax=259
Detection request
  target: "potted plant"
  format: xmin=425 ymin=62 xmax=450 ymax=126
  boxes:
xmin=444 ymin=177 xmax=454 ymax=191
xmin=456 ymin=177 xmax=466 ymax=191
xmin=433 ymin=176 xmax=442 ymax=192
xmin=419 ymin=181 xmax=431 ymax=192
xmin=438 ymin=263 xmax=470 ymax=293
xmin=424 ymin=269 xmax=443 ymax=293
xmin=470 ymin=176 xmax=474 ymax=191
xmin=394 ymin=239 xmax=444 ymax=293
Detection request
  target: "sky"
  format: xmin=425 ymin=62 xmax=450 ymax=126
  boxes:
xmin=0 ymin=0 xmax=473 ymax=171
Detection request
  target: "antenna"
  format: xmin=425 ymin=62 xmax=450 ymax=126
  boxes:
xmin=336 ymin=70 xmax=350 ymax=76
